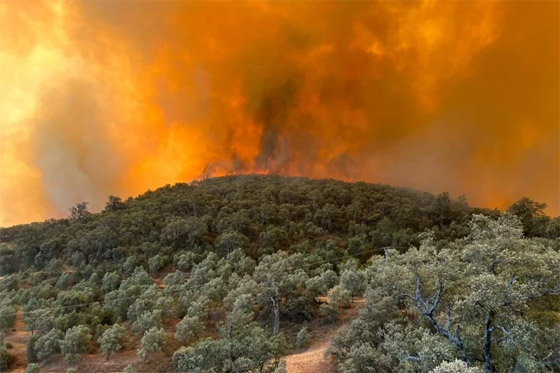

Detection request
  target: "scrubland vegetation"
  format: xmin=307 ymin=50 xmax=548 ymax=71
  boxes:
xmin=0 ymin=175 xmax=558 ymax=372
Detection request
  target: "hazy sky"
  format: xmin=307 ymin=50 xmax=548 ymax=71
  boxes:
xmin=0 ymin=0 xmax=558 ymax=226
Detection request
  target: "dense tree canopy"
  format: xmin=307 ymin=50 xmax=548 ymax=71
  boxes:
xmin=0 ymin=175 xmax=557 ymax=371
xmin=328 ymin=215 xmax=560 ymax=372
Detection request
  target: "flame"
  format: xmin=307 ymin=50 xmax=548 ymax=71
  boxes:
xmin=0 ymin=0 xmax=558 ymax=226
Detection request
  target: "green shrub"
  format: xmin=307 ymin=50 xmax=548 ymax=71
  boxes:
xmin=25 ymin=363 xmax=41 ymax=373
xmin=295 ymin=327 xmax=310 ymax=349
xmin=0 ymin=346 xmax=9 ymax=371
xmin=320 ymin=302 xmax=338 ymax=324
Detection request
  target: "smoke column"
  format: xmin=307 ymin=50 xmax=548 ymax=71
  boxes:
xmin=0 ymin=0 xmax=558 ymax=226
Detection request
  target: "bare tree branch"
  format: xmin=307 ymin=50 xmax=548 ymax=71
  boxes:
xmin=399 ymin=274 xmax=471 ymax=366
xmin=403 ymin=352 xmax=423 ymax=362
xmin=492 ymin=325 xmax=515 ymax=345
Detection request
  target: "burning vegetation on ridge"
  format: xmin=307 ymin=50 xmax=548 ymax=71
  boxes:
xmin=0 ymin=1 xmax=558 ymax=226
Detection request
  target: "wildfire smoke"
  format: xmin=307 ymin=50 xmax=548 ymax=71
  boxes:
xmin=0 ymin=0 xmax=558 ymax=225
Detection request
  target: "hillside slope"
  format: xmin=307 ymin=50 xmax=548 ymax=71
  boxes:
xmin=0 ymin=175 xmax=558 ymax=372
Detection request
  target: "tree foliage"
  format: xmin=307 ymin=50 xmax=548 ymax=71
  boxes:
xmin=97 ymin=323 xmax=126 ymax=360
xmin=329 ymin=214 xmax=560 ymax=372
xmin=0 ymin=176 xmax=557 ymax=371
xmin=138 ymin=327 xmax=165 ymax=362
xmin=35 ymin=329 xmax=63 ymax=361
xmin=60 ymin=325 xmax=92 ymax=363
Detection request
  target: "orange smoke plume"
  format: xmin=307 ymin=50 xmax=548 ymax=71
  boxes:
xmin=0 ymin=0 xmax=558 ymax=226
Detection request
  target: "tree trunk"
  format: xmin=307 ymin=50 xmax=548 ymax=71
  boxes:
xmin=483 ymin=311 xmax=495 ymax=373
xmin=271 ymin=296 xmax=279 ymax=334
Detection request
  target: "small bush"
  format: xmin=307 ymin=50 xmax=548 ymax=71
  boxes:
xmin=0 ymin=346 xmax=10 ymax=371
xmin=295 ymin=327 xmax=310 ymax=349
xmin=26 ymin=335 xmax=39 ymax=363
xmin=26 ymin=363 xmax=41 ymax=373
xmin=273 ymin=360 xmax=287 ymax=373
xmin=320 ymin=302 xmax=338 ymax=324
xmin=328 ymin=286 xmax=351 ymax=309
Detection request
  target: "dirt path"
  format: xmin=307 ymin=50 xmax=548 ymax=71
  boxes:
xmin=4 ymin=308 xmax=31 ymax=373
xmin=285 ymin=300 xmax=364 ymax=373
xmin=284 ymin=325 xmax=339 ymax=373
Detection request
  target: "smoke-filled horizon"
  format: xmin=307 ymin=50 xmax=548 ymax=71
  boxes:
xmin=0 ymin=0 xmax=558 ymax=226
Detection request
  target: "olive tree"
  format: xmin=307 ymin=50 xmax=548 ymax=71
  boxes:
xmin=254 ymin=252 xmax=309 ymax=333
xmin=138 ymin=327 xmax=165 ymax=362
xmin=131 ymin=310 xmax=162 ymax=336
xmin=339 ymin=268 xmax=366 ymax=302
xmin=173 ymin=295 xmax=287 ymax=371
xmin=330 ymin=214 xmax=560 ymax=372
xmin=24 ymin=309 xmax=55 ymax=336
xmin=175 ymin=315 xmax=204 ymax=345
xmin=97 ymin=323 xmax=126 ymax=360
xmin=60 ymin=325 xmax=92 ymax=363
xmin=0 ymin=304 xmax=16 ymax=330
xmin=35 ymin=329 xmax=63 ymax=361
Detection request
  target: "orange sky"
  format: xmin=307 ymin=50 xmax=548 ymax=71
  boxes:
xmin=0 ymin=0 xmax=558 ymax=226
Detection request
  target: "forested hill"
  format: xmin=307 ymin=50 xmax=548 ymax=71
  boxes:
xmin=0 ymin=175 xmax=558 ymax=372
xmin=1 ymin=175 xmax=558 ymax=271
xmin=2 ymin=175 xmax=480 ymax=270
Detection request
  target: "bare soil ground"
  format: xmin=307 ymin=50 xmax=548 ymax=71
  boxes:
xmin=284 ymin=299 xmax=364 ymax=373
xmin=284 ymin=326 xmax=338 ymax=373
xmin=4 ymin=309 xmax=31 ymax=372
